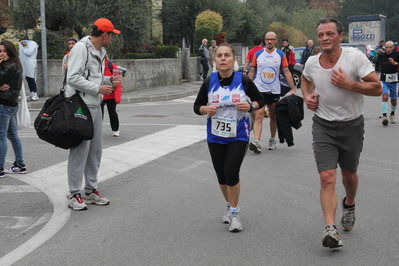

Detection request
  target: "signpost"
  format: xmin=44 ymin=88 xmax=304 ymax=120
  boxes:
xmin=348 ymin=14 xmax=386 ymax=45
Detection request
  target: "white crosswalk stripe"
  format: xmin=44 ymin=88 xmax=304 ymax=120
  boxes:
xmin=0 ymin=124 xmax=206 ymax=266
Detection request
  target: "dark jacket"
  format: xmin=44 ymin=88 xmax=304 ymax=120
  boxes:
xmin=0 ymin=62 xmax=23 ymax=106
xmin=198 ymin=44 xmax=210 ymax=60
xmin=300 ymin=46 xmax=314 ymax=65
xmin=275 ymin=94 xmax=304 ymax=147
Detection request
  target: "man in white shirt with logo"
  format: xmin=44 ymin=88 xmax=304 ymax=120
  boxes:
xmin=301 ymin=18 xmax=381 ymax=249
xmin=248 ymin=31 xmax=296 ymax=153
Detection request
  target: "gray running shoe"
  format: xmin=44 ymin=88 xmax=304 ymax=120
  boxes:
xmin=322 ymin=225 xmax=343 ymax=248
xmin=340 ymin=197 xmax=355 ymax=231
xmin=222 ymin=207 xmax=230 ymax=224
xmin=249 ymin=140 xmax=261 ymax=154
xmin=268 ymin=138 xmax=277 ymax=150
xmin=84 ymin=190 xmax=110 ymax=205
xmin=68 ymin=194 xmax=88 ymax=211
xmin=389 ymin=115 xmax=396 ymax=124
xmin=229 ymin=212 xmax=242 ymax=232
xmin=382 ymin=116 xmax=389 ymax=126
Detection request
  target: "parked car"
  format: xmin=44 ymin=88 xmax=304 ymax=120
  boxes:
xmin=340 ymin=43 xmax=370 ymax=59
xmin=294 ymin=47 xmax=306 ymax=63
xmin=292 ymin=63 xmax=302 ymax=88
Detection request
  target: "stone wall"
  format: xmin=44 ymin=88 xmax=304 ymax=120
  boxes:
xmin=35 ymin=54 xmax=202 ymax=97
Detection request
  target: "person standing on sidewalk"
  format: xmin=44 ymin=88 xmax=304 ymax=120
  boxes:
xmin=101 ymin=56 xmax=122 ymax=137
xmin=194 ymin=43 xmax=264 ymax=232
xmin=281 ymin=39 xmax=296 ymax=76
xmin=18 ymin=36 xmax=39 ymax=101
xmin=248 ymin=31 xmax=296 ymax=153
xmin=198 ymin=39 xmax=210 ymax=80
xmin=374 ymin=40 xmax=399 ymax=125
xmin=208 ymin=40 xmax=217 ymax=69
xmin=62 ymin=37 xmax=78 ymax=77
xmin=301 ymin=18 xmax=381 ymax=248
xmin=300 ymin=39 xmax=314 ymax=69
xmin=0 ymin=40 xmax=27 ymax=178
xmin=66 ymin=18 xmax=120 ymax=210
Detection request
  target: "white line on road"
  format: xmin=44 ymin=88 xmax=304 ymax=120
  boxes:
xmin=0 ymin=185 xmax=41 ymax=193
xmin=0 ymin=125 xmax=206 ymax=266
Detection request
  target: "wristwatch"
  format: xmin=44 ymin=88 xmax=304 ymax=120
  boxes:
xmin=248 ymin=103 xmax=256 ymax=112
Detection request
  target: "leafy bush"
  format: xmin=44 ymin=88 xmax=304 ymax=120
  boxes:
xmin=195 ymin=9 xmax=223 ymax=35
xmin=154 ymin=45 xmax=179 ymax=58
xmin=215 ymin=32 xmax=227 ymax=45
xmin=193 ymin=25 xmax=213 ymax=54
xmin=31 ymin=31 xmax=65 ymax=59
xmin=125 ymin=53 xmax=156 ymax=59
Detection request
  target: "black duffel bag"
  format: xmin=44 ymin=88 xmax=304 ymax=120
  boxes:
xmin=34 ymin=91 xmax=94 ymax=149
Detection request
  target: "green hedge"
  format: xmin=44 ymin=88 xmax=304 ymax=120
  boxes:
xmin=125 ymin=53 xmax=156 ymax=59
xmin=154 ymin=45 xmax=179 ymax=58
xmin=125 ymin=45 xmax=179 ymax=59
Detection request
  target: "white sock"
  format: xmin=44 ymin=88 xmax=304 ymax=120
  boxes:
xmin=230 ymin=207 xmax=239 ymax=213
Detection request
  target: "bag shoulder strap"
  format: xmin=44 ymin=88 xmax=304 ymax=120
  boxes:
xmin=62 ymin=44 xmax=90 ymax=92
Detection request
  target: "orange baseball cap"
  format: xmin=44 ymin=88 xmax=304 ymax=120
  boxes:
xmin=93 ymin=18 xmax=121 ymax=34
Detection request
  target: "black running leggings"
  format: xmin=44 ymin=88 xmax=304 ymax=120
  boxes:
xmin=26 ymin=77 xmax=37 ymax=93
xmin=207 ymin=140 xmax=248 ymax=186
xmin=101 ymin=99 xmax=119 ymax=131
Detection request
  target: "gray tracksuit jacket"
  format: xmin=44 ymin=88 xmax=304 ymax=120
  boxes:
xmin=66 ymin=36 xmax=112 ymax=107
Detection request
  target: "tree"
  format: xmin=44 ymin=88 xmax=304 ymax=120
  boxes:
xmin=229 ymin=0 xmax=293 ymax=45
xmin=292 ymin=7 xmax=326 ymax=44
xmin=309 ymin=0 xmax=341 ymax=17
xmin=267 ymin=22 xmax=307 ymax=48
xmin=161 ymin=0 xmax=242 ymax=50
xmin=195 ymin=10 xmax=223 ymax=36
xmin=5 ymin=0 xmax=151 ymax=53
xmin=193 ymin=25 xmax=213 ymax=52
xmin=336 ymin=0 xmax=399 ymax=42
xmin=268 ymin=0 xmax=309 ymax=12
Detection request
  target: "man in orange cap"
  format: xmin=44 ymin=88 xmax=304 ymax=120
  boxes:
xmin=65 ymin=18 xmax=121 ymax=211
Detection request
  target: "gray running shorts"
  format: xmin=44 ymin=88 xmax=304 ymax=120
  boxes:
xmin=312 ymin=115 xmax=364 ymax=173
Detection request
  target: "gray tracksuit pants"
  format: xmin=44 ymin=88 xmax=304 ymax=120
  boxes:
xmin=67 ymin=106 xmax=103 ymax=197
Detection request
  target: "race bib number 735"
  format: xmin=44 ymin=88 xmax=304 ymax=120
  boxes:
xmin=211 ymin=116 xmax=237 ymax=138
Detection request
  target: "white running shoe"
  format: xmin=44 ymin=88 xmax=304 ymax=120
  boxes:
xmin=222 ymin=207 xmax=230 ymax=224
xmin=322 ymin=225 xmax=343 ymax=248
xmin=113 ymin=130 xmax=120 ymax=137
xmin=249 ymin=140 xmax=261 ymax=154
xmin=389 ymin=115 xmax=396 ymax=124
xmin=31 ymin=92 xmax=39 ymax=101
xmin=268 ymin=138 xmax=277 ymax=150
xmin=84 ymin=190 xmax=110 ymax=205
xmin=68 ymin=194 xmax=88 ymax=211
xmin=382 ymin=116 xmax=389 ymax=126
xmin=229 ymin=212 xmax=242 ymax=232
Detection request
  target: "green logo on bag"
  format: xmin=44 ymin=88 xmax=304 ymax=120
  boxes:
xmin=75 ymin=107 xmax=88 ymax=120
xmin=76 ymin=107 xmax=84 ymax=114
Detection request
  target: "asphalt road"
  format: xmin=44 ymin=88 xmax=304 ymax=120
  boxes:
xmin=0 ymin=93 xmax=398 ymax=266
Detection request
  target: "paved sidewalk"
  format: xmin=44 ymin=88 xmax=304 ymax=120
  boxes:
xmin=26 ymin=81 xmax=203 ymax=110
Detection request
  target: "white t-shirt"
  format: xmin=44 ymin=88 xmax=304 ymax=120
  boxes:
xmin=252 ymin=48 xmax=287 ymax=94
xmin=303 ymin=48 xmax=375 ymax=121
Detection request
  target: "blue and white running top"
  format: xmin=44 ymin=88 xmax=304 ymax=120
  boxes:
xmin=206 ymin=72 xmax=251 ymax=144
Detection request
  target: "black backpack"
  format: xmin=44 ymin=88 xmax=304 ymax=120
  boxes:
xmin=34 ymin=91 xmax=94 ymax=149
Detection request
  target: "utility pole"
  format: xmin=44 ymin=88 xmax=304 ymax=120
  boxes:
xmin=40 ymin=0 xmax=48 ymax=96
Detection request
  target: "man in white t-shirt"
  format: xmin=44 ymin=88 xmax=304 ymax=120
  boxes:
xmin=301 ymin=18 xmax=381 ymax=249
